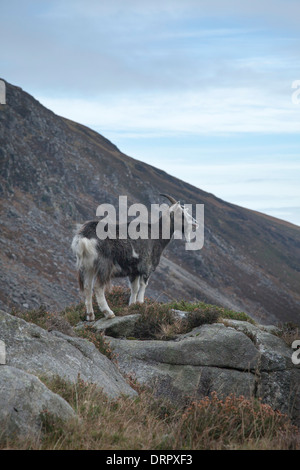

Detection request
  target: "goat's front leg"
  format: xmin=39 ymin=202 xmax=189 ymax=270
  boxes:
xmin=137 ymin=276 xmax=148 ymax=303
xmin=94 ymin=280 xmax=115 ymax=319
xmin=129 ymin=276 xmax=140 ymax=305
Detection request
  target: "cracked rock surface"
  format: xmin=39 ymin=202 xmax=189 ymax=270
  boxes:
xmin=107 ymin=320 xmax=300 ymax=425
xmin=0 ymin=310 xmax=137 ymax=439
xmin=0 ymin=310 xmax=137 ymax=399
xmin=0 ymin=366 xmax=76 ymax=439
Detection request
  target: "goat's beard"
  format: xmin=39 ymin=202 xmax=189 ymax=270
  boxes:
xmin=184 ymin=223 xmax=198 ymax=242
xmin=184 ymin=229 xmax=193 ymax=242
xmin=185 ymin=232 xmax=191 ymax=242
xmin=173 ymin=227 xmax=193 ymax=242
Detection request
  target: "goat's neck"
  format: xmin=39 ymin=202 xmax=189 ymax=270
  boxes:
xmin=157 ymin=212 xmax=175 ymax=247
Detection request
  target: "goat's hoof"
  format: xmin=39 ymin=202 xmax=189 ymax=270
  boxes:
xmin=104 ymin=311 xmax=115 ymax=319
xmin=86 ymin=313 xmax=95 ymax=322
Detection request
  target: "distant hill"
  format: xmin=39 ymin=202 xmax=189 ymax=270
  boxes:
xmin=0 ymin=79 xmax=299 ymax=324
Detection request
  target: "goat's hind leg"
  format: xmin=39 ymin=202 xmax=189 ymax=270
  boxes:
xmin=83 ymin=270 xmax=95 ymax=322
xmin=94 ymin=279 xmax=115 ymax=319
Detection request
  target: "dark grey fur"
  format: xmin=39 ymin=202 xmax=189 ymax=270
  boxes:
xmin=78 ymin=214 xmax=177 ymax=287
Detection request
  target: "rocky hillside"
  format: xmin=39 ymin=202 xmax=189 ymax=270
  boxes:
xmin=0 ymin=79 xmax=300 ymax=324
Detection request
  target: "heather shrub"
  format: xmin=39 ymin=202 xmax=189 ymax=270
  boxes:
xmin=132 ymin=303 xmax=178 ymax=340
xmin=2 ymin=379 xmax=298 ymax=450
xmin=167 ymin=299 xmax=254 ymax=324
xmin=175 ymin=392 xmax=299 ymax=450
xmin=182 ymin=307 xmax=219 ymax=330
xmin=11 ymin=305 xmax=76 ymax=336
xmin=275 ymin=322 xmax=300 ymax=346
xmin=77 ymin=325 xmax=116 ymax=360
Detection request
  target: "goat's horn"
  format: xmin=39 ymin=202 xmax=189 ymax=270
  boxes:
xmin=160 ymin=194 xmax=178 ymax=205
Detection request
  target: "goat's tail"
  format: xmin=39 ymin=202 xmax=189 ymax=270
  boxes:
xmin=71 ymin=233 xmax=98 ymax=291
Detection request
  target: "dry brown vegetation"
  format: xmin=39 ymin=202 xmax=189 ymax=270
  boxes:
xmin=6 ymin=286 xmax=299 ymax=450
xmin=1 ymin=376 xmax=298 ymax=450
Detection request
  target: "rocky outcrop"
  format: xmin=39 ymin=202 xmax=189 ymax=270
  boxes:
xmin=1 ymin=306 xmax=299 ymax=442
xmin=107 ymin=319 xmax=300 ymax=425
xmin=0 ymin=311 xmax=135 ymax=398
xmin=0 ymin=310 xmax=138 ymax=440
xmin=0 ymin=310 xmax=136 ymax=399
xmin=0 ymin=366 xmax=76 ymax=440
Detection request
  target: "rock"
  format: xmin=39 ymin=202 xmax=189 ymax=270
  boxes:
xmin=171 ymin=309 xmax=189 ymax=319
xmin=0 ymin=340 xmax=5 ymax=364
xmin=81 ymin=314 xmax=141 ymax=338
xmin=107 ymin=320 xmax=300 ymax=425
xmin=223 ymin=319 xmax=293 ymax=371
xmin=0 ymin=310 xmax=137 ymax=399
xmin=109 ymin=323 xmax=260 ymax=370
xmin=0 ymin=366 xmax=76 ymax=439
xmin=257 ymin=369 xmax=300 ymax=423
xmin=107 ymin=323 xmax=259 ymax=405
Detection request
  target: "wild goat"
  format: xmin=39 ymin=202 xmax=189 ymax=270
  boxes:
xmin=71 ymin=194 xmax=198 ymax=321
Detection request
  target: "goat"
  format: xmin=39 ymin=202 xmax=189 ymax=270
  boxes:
xmin=71 ymin=194 xmax=198 ymax=321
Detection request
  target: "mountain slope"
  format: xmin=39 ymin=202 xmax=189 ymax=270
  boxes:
xmin=0 ymin=79 xmax=300 ymax=324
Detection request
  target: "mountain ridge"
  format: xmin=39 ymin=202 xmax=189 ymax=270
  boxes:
xmin=0 ymin=79 xmax=299 ymax=325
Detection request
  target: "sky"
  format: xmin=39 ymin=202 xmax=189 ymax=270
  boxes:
xmin=1 ymin=0 xmax=300 ymax=225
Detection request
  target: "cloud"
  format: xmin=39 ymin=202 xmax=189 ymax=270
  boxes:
xmin=1 ymin=0 xmax=300 ymax=96
xmin=45 ymin=0 xmax=300 ymax=29
xmin=38 ymin=85 xmax=300 ymax=137
xmin=138 ymin=158 xmax=300 ymax=225
xmin=1 ymin=0 xmax=300 ymax=225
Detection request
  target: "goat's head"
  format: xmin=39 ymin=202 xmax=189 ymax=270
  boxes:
xmin=160 ymin=194 xmax=199 ymax=242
